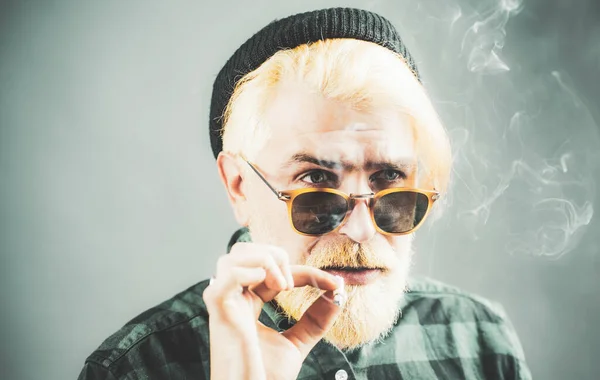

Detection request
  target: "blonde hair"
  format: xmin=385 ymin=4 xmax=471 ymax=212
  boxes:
xmin=221 ymin=38 xmax=452 ymax=197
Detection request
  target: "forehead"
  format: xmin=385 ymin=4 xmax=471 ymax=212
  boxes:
xmin=257 ymin=80 xmax=415 ymax=166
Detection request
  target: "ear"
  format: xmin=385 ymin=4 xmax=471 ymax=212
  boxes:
xmin=216 ymin=152 xmax=249 ymax=226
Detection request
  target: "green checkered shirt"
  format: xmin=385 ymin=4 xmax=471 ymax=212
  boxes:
xmin=78 ymin=229 xmax=531 ymax=379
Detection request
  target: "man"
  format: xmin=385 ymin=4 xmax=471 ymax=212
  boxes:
xmin=79 ymin=8 xmax=531 ymax=380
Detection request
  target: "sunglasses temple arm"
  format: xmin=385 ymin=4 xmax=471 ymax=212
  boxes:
xmin=244 ymin=161 xmax=283 ymax=198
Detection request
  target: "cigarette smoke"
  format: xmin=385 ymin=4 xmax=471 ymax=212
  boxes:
xmin=382 ymin=0 xmax=599 ymax=260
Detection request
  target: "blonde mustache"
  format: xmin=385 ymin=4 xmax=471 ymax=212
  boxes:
xmin=304 ymin=237 xmax=397 ymax=271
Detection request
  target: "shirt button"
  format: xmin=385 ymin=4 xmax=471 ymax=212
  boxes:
xmin=335 ymin=369 xmax=348 ymax=380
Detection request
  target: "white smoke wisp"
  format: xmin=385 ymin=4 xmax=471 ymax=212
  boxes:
xmin=385 ymin=0 xmax=599 ymax=261
xmin=502 ymin=158 xmax=594 ymax=259
xmin=551 ymin=71 xmax=583 ymax=108
xmin=461 ymin=0 xmax=524 ymax=74
xmin=506 ymin=197 xmax=593 ymax=259
xmin=452 ymin=69 xmax=598 ymax=259
xmin=419 ymin=2 xmax=463 ymax=31
xmin=456 ymin=148 xmax=596 ymax=258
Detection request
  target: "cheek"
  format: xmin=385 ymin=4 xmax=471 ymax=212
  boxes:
xmin=283 ymin=235 xmax=319 ymax=265
xmin=248 ymin=198 xmax=287 ymax=237
xmin=245 ymin=180 xmax=285 ymax=220
xmin=246 ymin=194 xmax=315 ymax=264
xmin=245 ymin=189 xmax=285 ymax=234
xmin=387 ymin=235 xmax=413 ymax=257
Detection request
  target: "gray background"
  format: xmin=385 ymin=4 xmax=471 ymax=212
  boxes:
xmin=1 ymin=0 xmax=599 ymax=379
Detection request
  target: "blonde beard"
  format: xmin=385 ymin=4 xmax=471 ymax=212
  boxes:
xmin=273 ymin=236 xmax=413 ymax=351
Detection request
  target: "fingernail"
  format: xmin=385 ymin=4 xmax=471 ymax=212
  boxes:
xmin=334 ymin=275 xmax=344 ymax=289
xmin=280 ymin=276 xmax=289 ymax=290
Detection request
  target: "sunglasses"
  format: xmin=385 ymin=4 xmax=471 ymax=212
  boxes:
xmin=243 ymin=158 xmax=440 ymax=236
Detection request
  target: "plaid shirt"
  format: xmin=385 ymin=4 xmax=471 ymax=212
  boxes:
xmin=78 ymin=229 xmax=531 ymax=379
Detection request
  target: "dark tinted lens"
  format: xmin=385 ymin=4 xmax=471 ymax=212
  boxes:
xmin=373 ymin=191 xmax=429 ymax=233
xmin=291 ymin=192 xmax=348 ymax=235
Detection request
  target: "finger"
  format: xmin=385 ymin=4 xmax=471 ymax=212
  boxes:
xmin=216 ymin=249 xmax=288 ymax=291
xmin=291 ymin=266 xmax=341 ymax=290
xmin=250 ymin=244 xmax=294 ymax=290
xmin=251 ymin=265 xmax=342 ymax=305
xmin=282 ymin=289 xmax=344 ymax=357
xmin=228 ymin=243 xmax=294 ymax=289
xmin=203 ymin=267 xmax=267 ymax=312
xmin=231 ymin=243 xmax=294 ymax=290
xmin=263 ymin=245 xmax=294 ymax=290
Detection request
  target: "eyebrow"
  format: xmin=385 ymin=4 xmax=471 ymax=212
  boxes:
xmin=285 ymin=153 xmax=416 ymax=175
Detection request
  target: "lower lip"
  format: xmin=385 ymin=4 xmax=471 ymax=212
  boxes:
xmin=323 ymin=269 xmax=382 ymax=285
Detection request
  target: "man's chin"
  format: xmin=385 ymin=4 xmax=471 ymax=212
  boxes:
xmin=274 ymin=278 xmax=407 ymax=351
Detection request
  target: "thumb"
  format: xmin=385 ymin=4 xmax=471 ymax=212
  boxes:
xmin=281 ymin=289 xmax=345 ymax=357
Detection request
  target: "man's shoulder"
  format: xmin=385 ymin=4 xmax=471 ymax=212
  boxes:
xmin=80 ymin=279 xmax=212 ymax=379
xmin=404 ymin=276 xmax=510 ymax=324
xmin=399 ymin=276 xmax=527 ymax=364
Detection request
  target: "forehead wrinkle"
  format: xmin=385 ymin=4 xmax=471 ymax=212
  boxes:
xmin=283 ymin=152 xmax=416 ymax=174
xmin=284 ymin=153 xmax=355 ymax=171
xmin=364 ymin=160 xmax=417 ymax=175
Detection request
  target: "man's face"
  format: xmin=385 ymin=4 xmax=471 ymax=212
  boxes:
xmin=243 ymin=78 xmax=417 ymax=350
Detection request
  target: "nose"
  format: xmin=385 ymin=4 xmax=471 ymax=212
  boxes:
xmin=338 ymin=198 xmax=376 ymax=243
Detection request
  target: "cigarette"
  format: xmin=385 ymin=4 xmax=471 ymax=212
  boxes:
xmin=333 ymin=276 xmax=346 ymax=307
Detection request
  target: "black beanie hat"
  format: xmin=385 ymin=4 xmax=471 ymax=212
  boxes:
xmin=209 ymin=7 xmax=421 ymax=159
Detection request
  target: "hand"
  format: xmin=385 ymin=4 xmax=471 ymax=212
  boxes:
xmin=203 ymin=242 xmax=344 ymax=380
